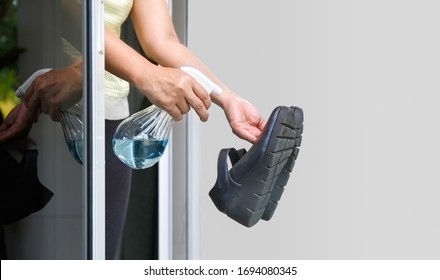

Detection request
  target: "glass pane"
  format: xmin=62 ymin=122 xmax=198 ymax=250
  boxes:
xmin=1 ymin=0 xmax=84 ymax=259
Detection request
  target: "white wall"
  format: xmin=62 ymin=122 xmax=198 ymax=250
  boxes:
xmin=189 ymin=0 xmax=440 ymax=259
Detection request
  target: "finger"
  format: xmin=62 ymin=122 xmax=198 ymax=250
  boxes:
xmin=192 ymin=82 xmax=211 ymax=110
xmin=185 ymin=93 xmax=209 ymax=122
xmin=0 ymin=125 xmax=21 ymax=142
xmin=248 ymin=127 xmax=263 ymax=143
xmin=47 ymin=102 xmax=62 ymax=122
xmin=23 ymin=85 xmax=41 ymax=121
xmin=259 ymin=120 xmax=267 ymax=131
xmin=0 ymin=124 xmax=25 ymax=143
xmin=49 ymin=110 xmax=62 ymax=122
xmin=0 ymin=130 xmax=14 ymax=142
xmin=187 ymin=98 xmax=209 ymax=122
xmin=236 ymin=129 xmax=257 ymax=144
xmin=168 ymin=106 xmax=183 ymax=121
xmin=0 ymin=126 xmax=9 ymax=142
xmin=233 ymin=124 xmax=262 ymax=144
xmin=176 ymin=99 xmax=191 ymax=115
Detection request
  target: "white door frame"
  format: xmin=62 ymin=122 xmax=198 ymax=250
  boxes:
xmin=159 ymin=0 xmax=199 ymax=260
xmin=83 ymin=0 xmax=106 ymax=260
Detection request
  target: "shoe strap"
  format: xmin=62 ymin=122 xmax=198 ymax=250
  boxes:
xmin=216 ymin=148 xmax=247 ymax=189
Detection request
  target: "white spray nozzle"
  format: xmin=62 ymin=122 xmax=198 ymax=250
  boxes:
xmin=180 ymin=66 xmax=223 ymax=96
xmin=15 ymin=68 xmax=52 ymax=98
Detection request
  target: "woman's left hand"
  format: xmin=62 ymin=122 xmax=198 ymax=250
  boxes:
xmin=222 ymin=96 xmax=266 ymax=143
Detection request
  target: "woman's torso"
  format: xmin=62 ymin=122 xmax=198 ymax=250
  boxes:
xmin=104 ymin=0 xmax=134 ymax=120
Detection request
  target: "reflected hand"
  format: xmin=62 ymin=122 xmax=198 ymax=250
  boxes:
xmin=24 ymin=64 xmax=82 ymax=122
xmin=0 ymin=103 xmax=34 ymax=143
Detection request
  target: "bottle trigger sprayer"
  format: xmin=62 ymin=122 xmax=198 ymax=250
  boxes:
xmin=112 ymin=66 xmax=222 ymax=169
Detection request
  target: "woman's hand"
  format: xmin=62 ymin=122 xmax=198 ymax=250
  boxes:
xmin=222 ymin=95 xmax=266 ymax=143
xmin=137 ymin=67 xmax=212 ymax=122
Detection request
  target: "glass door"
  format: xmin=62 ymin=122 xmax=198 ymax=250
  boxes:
xmin=1 ymin=0 xmax=104 ymax=259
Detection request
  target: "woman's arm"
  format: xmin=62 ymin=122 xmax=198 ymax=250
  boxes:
xmin=105 ymin=28 xmax=211 ymax=121
xmin=130 ymin=0 xmax=232 ymax=108
xmin=130 ymin=0 xmax=265 ymax=142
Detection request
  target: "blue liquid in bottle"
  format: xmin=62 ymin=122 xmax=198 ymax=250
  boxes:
xmin=66 ymin=139 xmax=84 ymax=164
xmin=112 ymin=138 xmax=169 ymax=169
xmin=60 ymin=103 xmax=84 ymax=165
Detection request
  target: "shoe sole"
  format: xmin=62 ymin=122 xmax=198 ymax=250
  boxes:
xmin=261 ymin=106 xmax=304 ymax=221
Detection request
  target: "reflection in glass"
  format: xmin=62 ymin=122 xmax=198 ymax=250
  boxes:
xmin=1 ymin=0 xmax=84 ymax=259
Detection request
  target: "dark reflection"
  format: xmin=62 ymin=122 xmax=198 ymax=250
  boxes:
xmin=0 ymin=0 xmax=84 ymax=259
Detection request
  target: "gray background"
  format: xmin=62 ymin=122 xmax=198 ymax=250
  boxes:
xmin=189 ymin=0 xmax=440 ymax=259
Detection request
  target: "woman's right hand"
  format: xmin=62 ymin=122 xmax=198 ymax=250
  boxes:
xmin=137 ymin=66 xmax=212 ymax=122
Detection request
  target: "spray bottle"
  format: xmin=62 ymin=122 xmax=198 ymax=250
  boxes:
xmin=112 ymin=66 xmax=222 ymax=169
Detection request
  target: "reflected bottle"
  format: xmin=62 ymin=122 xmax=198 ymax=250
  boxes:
xmin=112 ymin=67 xmax=222 ymax=169
xmin=16 ymin=68 xmax=84 ymax=164
xmin=60 ymin=103 xmax=84 ymax=164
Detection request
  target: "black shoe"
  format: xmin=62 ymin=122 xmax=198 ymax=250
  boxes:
xmin=209 ymin=105 xmax=303 ymax=227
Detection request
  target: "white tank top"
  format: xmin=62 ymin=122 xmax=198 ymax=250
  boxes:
xmin=104 ymin=0 xmax=134 ymax=119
